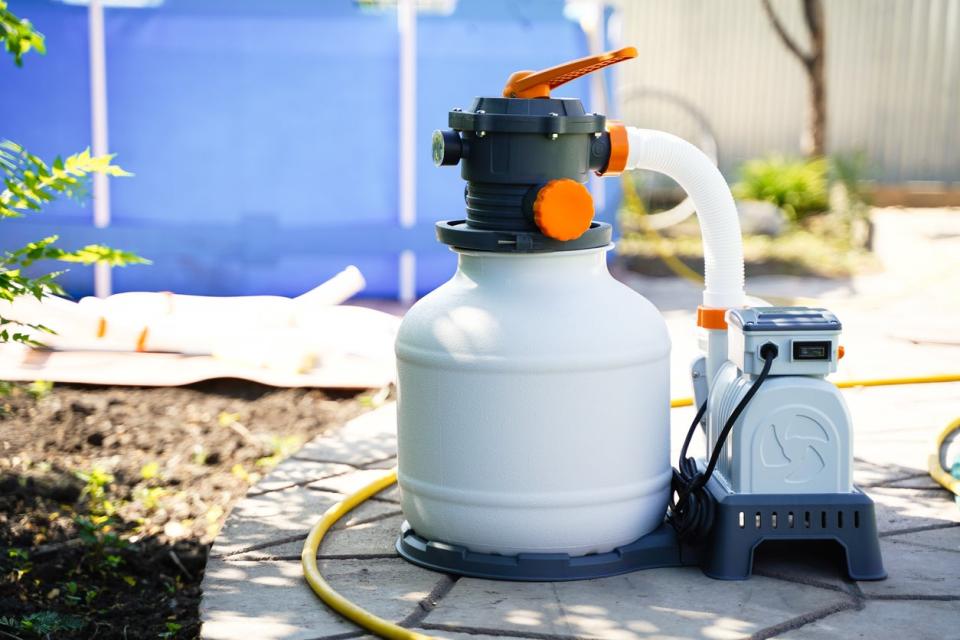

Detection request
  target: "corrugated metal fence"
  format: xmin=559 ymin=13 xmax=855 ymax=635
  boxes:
xmin=615 ymin=0 xmax=960 ymax=184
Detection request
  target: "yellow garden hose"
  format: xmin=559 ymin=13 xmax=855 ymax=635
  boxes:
xmin=669 ymin=373 xmax=960 ymax=408
xmin=303 ymin=374 xmax=960 ymax=640
xmin=928 ymin=417 xmax=960 ymax=497
xmin=300 ymin=466 xmax=420 ymax=640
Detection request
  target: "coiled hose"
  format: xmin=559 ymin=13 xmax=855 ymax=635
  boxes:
xmin=929 ymin=417 xmax=960 ymax=498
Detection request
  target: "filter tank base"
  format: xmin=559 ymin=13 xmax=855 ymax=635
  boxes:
xmin=396 ymin=521 xmax=687 ymax=582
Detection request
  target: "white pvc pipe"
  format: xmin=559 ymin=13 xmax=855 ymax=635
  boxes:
xmin=77 ymin=265 xmax=365 ymax=321
xmin=4 ymin=267 xmax=368 ymax=355
xmin=624 ymin=127 xmax=745 ymax=309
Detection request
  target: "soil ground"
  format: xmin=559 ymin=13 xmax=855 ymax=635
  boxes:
xmin=0 ymin=380 xmax=370 ymax=639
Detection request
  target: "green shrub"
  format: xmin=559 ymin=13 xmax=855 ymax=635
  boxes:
xmin=829 ymin=150 xmax=870 ymax=204
xmin=732 ymin=155 xmax=829 ymax=223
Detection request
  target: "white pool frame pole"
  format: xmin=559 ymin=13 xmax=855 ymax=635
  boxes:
xmin=88 ymin=0 xmax=112 ymax=298
xmin=398 ymin=0 xmax=417 ymax=304
xmin=582 ymin=1 xmax=607 ymax=212
xmin=397 ymin=0 xmax=417 ymax=304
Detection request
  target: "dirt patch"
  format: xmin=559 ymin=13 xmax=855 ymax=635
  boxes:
xmin=0 ymin=380 xmax=371 ymax=639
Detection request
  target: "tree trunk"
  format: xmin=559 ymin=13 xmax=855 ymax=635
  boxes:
xmin=761 ymin=0 xmax=827 ymax=157
xmin=802 ymin=0 xmax=826 ymax=157
xmin=804 ymin=53 xmax=826 ymax=157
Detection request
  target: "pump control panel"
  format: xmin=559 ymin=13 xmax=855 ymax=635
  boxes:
xmin=726 ymin=307 xmax=842 ymax=377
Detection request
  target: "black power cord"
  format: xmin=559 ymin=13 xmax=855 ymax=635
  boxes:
xmin=670 ymin=343 xmax=779 ymax=543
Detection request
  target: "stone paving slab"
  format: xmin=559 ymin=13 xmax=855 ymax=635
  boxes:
xmin=882 ymin=522 xmax=960 ymax=552
xmin=776 ymin=600 xmax=960 ymax=639
xmin=401 ymin=632 xmax=519 ymax=640
xmin=852 ymin=459 xmax=931 ymax=488
xmin=867 ymin=486 xmax=960 ymax=534
xmin=249 ymin=459 xmax=357 ymax=496
xmin=224 ymin=508 xmax=405 ymax=562
xmin=293 ymin=404 xmax=397 ymax=466
xmin=881 ymin=474 xmax=944 ymax=489
xmin=211 ymin=476 xmax=399 ymax=558
xmin=201 ymin=558 xmax=441 ymax=640
xmin=857 ymin=536 xmax=960 ymax=598
xmin=229 ymin=513 xmax=406 ymax=562
xmin=320 ymin=514 xmax=406 ymax=557
xmin=306 ymin=468 xmax=402 ymax=500
xmin=426 ymin=568 xmax=852 ymax=639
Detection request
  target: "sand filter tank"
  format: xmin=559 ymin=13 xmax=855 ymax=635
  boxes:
xmin=396 ymin=48 xmax=675 ymax=557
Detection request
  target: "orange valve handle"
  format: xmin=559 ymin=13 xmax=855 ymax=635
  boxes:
xmin=503 ymin=46 xmax=638 ymax=99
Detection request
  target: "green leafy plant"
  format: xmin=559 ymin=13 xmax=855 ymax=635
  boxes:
xmin=0 ymin=1 xmax=44 ymax=66
xmin=830 ymin=150 xmax=871 ymax=206
xmin=25 ymin=378 xmax=51 ymax=399
xmin=73 ymin=467 xmax=132 ymax=574
xmin=159 ymin=621 xmax=183 ymax=638
xmin=6 ymin=546 xmax=32 ymax=582
xmin=255 ymin=434 xmax=303 ymax=468
xmin=1 ymin=4 xmax=146 ymax=347
xmin=732 ymin=155 xmax=829 ymax=223
xmin=824 ymin=151 xmax=873 ymax=249
xmin=76 ymin=467 xmax=116 ymax=517
xmin=133 ymin=485 xmax=168 ymax=511
xmin=0 ymin=611 xmax=86 ymax=635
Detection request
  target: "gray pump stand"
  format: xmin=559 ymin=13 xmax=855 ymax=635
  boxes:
xmin=696 ymin=475 xmax=886 ymax=581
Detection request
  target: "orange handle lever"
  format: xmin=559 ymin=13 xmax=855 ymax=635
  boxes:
xmin=503 ymin=46 xmax=637 ymax=99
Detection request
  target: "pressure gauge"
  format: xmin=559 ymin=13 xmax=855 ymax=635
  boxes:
xmin=432 ymin=129 xmax=462 ymax=166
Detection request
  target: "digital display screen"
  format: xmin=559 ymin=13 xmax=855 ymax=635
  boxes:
xmin=793 ymin=341 xmax=831 ymax=361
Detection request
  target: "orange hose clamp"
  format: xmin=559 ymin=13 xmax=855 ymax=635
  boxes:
xmin=697 ymin=306 xmax=728 ymax=330
xmin=598 ymin=121 xmax=629 ymax=176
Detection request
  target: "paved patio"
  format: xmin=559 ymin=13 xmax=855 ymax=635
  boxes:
xmin=199 ymin=395 xmax=960 ymax=640
xmin=201 ymin=209 xmax=960 ymax=639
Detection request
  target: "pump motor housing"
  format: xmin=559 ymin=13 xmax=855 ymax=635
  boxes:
xmin=707 ymin=308 xmax=853 ymax=495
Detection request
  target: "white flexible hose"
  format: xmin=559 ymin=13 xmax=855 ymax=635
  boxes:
xmin=616 ymin=86 xmax=720 ymax=231
xmin=624 ymin=128 xmax=745 ymax=309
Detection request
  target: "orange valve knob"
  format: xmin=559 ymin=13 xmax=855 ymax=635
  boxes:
xmin=532 ymin=179 xmax=595 ymax=241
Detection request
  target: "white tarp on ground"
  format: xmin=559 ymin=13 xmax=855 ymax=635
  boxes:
xmin=0 ymin=342 xmax=396 ymax=388
xmin=0 ymin=266 xmax=399 ymax=389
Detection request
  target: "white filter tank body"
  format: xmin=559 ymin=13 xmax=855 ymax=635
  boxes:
xmin=396 ymin=245 xmax=671 ymax=556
